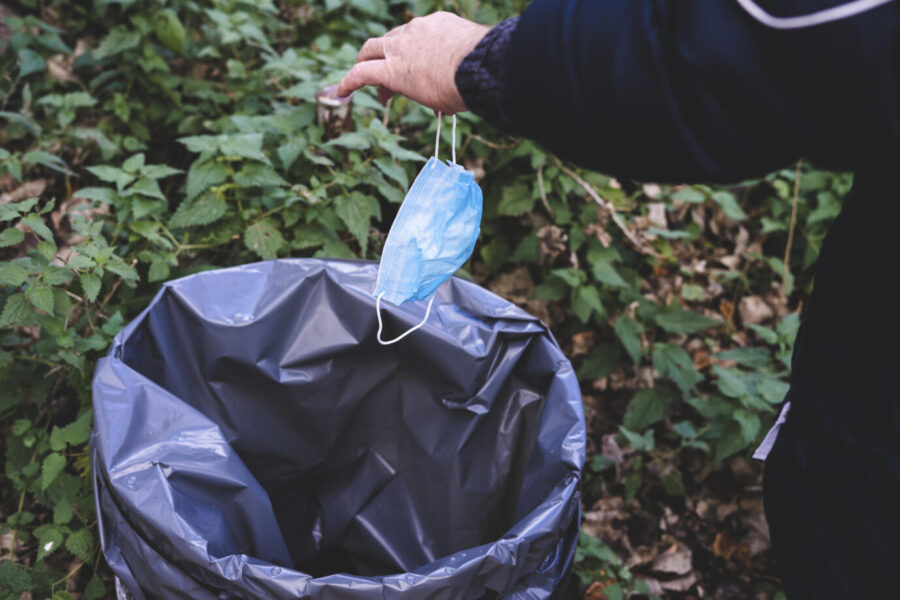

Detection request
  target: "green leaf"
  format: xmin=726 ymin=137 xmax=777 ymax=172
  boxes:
xmin=530 ymin=276 xmax=567 ymax=301
xmin=714 ymin=421 xmax=749 ymax=462
xmin=94 ymin=27 xmax=141 ymax=58
xmin=60 ymin=411 xmax=92 ymax=446
xmin=497 ymin=182 xmax=534 ymax=216
xmin=713 ymin=347 xmax=770 ymax=368
xmin=185 ymin=160 xmax=229 ymax=200
xmin=757 ymin=376 xmax=789 ymax=404
xmin=623 ymin=388 xmax=674 ymax=431
xmin=670 ymin=187 xmax=706 ymax=203
xmin=0 ymin=561 xmax=32 ymax=594
xmin=73 ymin=186 xmax=116 ymax=203
xmin=41 ymin=452 xmax=66 ymax=490
xmin=614 ymin=316 xmax=644 ymax=363
xmin=66 ymin=528 xmax=94 ymax=561
xmin=710 ymin=191 xmax=747 ymax=220
xmin=291 ymin=224 xmax=332 ymax=250
xmin=27 ymin=285 xmax=55 ymax=315
xmin=0 ymin=263 xmax=28 ymax=286
xmin=748 ymin=323 xmax=778 ymax=344
xmin=325 ymin=131 xmax=371 ymax=150
xmin=278 ymin=137 xmax=307 ymax=171
xmin=734 ymin=408 xmax=761 ymax=443
xmin=234 ymin=163 xmax=287 ymax=187
xmin=22 ymin=214 xmax=53 ymax=241
xmin=35 ymin=524 xmax=64 ymax=560
xmin=84 ymin=574 xmax=107 ymax=600
xmin=122 ymin=153 xmax=146 ymax=173
xmin=652 ymin=343 xmax=702 ymax=396
xmin=655 ymin=308 xmax=722 ymax=336
xmin=316 ymin=239 xmax=355 ymax=259
xmin=104 ymin=259 xmax=139 ymax=282
xmin=13 ymin=418 xmax=31 ymax=436
xmin=374 ymin=157 xmax=408 ymax=189
xmin=551 ymin=268 xmax=584 ymax=287
xmin=125 ymin=177 xmax=166 ymax=200
xmin=169 ymin=192 xmax=228 ymax=229
xmin=18 ymin=48 xmax=46 ymax=77
xmin=619 ymin=426 xmax=654 ymax=452
xmin=148 ymin=259 xmax=170 ymax=282
xmin=153 ymin=9 xmax=187 ymax=54
xmin=572 ymin=285 xmax=604 ymax=323
xmin=0 ymin=293 xmax=31 ymax=327
xmin=587 ymin=245 xmax=626 ymax=287
xmin=54 ymin=496 xmax=73 ymax=525
xmin=244 ymin=219 xmax=286 ymax=260
xmin=713 ymin=365 xmax=748 ymax=398
xmin=0 ymin=226 xmax=25 ymax=247
xmin=80 ymin=272 xmax=101 ymax=303
xmin=577 ymin=342 xmax=621 ymax=381
xmin=335 ymin=192 xmax=378 ymax=252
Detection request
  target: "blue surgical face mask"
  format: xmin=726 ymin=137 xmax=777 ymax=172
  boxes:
xmin=374 ymin=114 xmax=483 ymax=344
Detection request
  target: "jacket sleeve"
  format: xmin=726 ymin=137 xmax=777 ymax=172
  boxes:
xmin=497 ymin=0 xmax=900 ymax=183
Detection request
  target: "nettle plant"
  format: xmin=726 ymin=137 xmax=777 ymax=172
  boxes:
xmin=1 ymin=0 xmax=844 ymax=596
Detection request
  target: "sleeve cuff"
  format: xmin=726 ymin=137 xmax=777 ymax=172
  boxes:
xmin=454 ymin=16 xmax=520 ymax=133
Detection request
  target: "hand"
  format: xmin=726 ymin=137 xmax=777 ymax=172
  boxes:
xmin=336 ymin=12 xmax=490 ymax=115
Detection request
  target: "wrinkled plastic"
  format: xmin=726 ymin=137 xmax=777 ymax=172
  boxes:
xmin=91 ymin=259 xmax=586 ymax=599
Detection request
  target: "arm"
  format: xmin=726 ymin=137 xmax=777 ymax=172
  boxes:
xmin=338 ymin=2 xmax=900 ymax=183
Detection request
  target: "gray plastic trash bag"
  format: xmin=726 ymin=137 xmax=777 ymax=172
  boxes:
xmin=91 ymin=259 xmax=586 ymax=599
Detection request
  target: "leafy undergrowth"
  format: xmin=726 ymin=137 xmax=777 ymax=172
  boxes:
xmin=1 ymin=1 xmax=847 ymax=598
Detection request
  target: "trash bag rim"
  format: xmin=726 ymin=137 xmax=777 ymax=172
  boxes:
xmin=93 ymin=258 xmax=586 ymax=595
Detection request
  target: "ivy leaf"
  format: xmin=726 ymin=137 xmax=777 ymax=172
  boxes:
xmin=41 ymin=452 xmax=66 ymax=490
xmin=335 ymin=192 xmax=379 ymax=252
xmin=652 ymin=343 xmax=702 ymax=396
xmin=0 ymin=263 xmax=28 ymax=286
xmin=623 ymin=388 xmax=675 ymax=431
xmin=27 ymin=285 xmax=55 ymax=315
xmin=614 ymin=316 xmax=644 ymax=364
xmin=66 ymin=528 xmax=94 ymax=561
xmin=0 ymin=227 xmax=25 ymax=247
xmin=0 ymin=293 xmax=31 ymax=327
xmin=170 ymin=192 xmax=227 ymax=229
xmin=655 ymin=308 xmax=722 ymax=335
xmin=80 ymin=272 xmax=101 ymax=302
xmin=497 ymin=182 xmax=534 ymax=216
xmin=244 ymin=219 xmax=286 ymax=260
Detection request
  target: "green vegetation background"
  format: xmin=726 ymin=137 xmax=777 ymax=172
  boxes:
xmin=1 ymin=1 xmax=845 ymax=598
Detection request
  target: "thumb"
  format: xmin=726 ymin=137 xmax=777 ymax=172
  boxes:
xmin=336 ymin=60 xmax=391 ymax=98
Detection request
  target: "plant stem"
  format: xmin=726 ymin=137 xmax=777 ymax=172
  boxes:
xmin=782 ymin=159 xmax=802 ymax=297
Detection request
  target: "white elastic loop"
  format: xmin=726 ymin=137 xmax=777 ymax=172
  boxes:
xmin=376 ymin=292 xmax=435 ymax=345
xmin=433 ymin=111 xmax=442 ymax=164
xmin=734 ymin=0 xmax=894 ymax=29
xmin=451 ymin=114 xmax=457 ymax=164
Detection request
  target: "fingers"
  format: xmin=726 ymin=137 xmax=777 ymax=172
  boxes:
xmin=336 ymin=60 xmax=391 ymax=98
xmin=356 ymin=37 xmax=386 ymax=63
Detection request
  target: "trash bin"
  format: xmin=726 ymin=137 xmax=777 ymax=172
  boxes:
xmin=91 ymin=259 xmax=586 ymax=599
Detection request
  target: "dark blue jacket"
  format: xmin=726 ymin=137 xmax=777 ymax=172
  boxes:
xmin=456 ymin=2 xmax=900 ymax=597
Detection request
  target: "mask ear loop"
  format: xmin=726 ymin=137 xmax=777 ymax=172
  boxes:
xmin=376 ymin=292 xmax=436 ymax=345
xmin=431 ymin=112 xmax=458 ymax=166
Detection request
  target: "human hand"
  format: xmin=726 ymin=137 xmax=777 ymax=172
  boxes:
xmin=336 ymin=12 xmax=490 ymax=115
